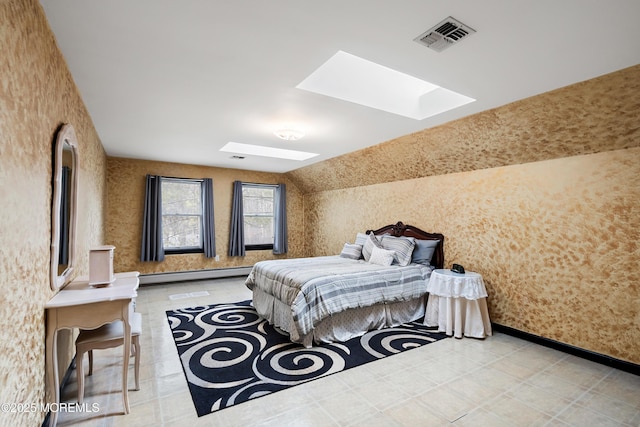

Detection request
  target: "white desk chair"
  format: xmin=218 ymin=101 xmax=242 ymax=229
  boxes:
xmin=75 ymin=312 xmax=142 ymax=404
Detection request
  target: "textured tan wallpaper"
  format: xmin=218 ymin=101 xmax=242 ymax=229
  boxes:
xmin=0 ymin=1 xmax=107 ymax=425
xmin=304 ymin=149 xmax=640 ymax=363
xmin=287 ymin=65 xmax=640 ymax=194
xmin=106 ymin=157 xmax=305 ymax=275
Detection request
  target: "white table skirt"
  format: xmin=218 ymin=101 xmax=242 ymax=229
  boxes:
xmin=424 ymin=295 xmax=492 ymax=338
xmin=424 ymin=269 xmax=492 ymax=339
xmin=426 ymin=269 xmax=488 ymax=299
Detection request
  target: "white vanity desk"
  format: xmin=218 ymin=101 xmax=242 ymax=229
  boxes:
xmin=45 ymin=271 xmax=139 ymax=426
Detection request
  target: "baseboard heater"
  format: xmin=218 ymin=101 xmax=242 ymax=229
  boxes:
xmin=139 ymin=267 xmax=252 ymax=285
xmin=493 ymin=323 xmax=640 ymax=377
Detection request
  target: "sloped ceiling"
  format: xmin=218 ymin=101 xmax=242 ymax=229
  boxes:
xmin=40 ymin=1 xmax=640 ymax=176
xmin=286 ymin=65 xmax=640 ymax=193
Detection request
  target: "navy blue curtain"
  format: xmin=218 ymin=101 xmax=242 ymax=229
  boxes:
xmin=140 ymin=175 xmax=165 ymax=262
xmin=228 ymin=181 xmax=245 ymax=256
xmin=273 ymin=183 xmax=288 ymax=254
xmin=202 ymin=178 xmax=216 ymax=258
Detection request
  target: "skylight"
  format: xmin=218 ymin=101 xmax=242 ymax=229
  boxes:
xmin=220 ymin=142 xmax=318 ymax=161
xmin=296 ymin=51 xmax=475 ymax=120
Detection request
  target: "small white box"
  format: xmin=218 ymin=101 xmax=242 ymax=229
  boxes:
xmin=89 ymin=245 xmax=115 ymax=286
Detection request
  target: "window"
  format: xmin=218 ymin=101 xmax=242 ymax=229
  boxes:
xmin=161 ymin=178 xmax=204 ymax=253
xmin=242 ymin=184 xmax=276 ymax=250
xmin=228 ymin=181 xmax=286 ymax=257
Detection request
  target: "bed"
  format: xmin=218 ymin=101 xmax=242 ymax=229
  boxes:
xmin=245 ymin=222 xmax=444 ymax=347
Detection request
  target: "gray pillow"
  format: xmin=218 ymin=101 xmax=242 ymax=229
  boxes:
xmin=354 ymin=232 xmax=368 ymax=247
xmin=379 ymin=235 xmax=415 ymax=266
xmin=412 ymin=239 xmax=440 ymax=265
xmin=339 ymin=243 xmax=363 ymax=260
xmin=362 ymin=233 xmax=383 ymax=262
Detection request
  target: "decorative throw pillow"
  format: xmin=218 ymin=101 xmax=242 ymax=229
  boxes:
xmin=339 ymin=243 xmax=363 ymax=260
xmin=412 ymin=239 xmax=440 ymax=265
xmin=368 ymin=246 xmax=396 ymax=266
xmin=354 ymin=232 xmax=368 ymax=247
xmin=379 ymin=235 xmax=416 ymax=266
xmin=362 ymin=233 xmax=383 ymax=262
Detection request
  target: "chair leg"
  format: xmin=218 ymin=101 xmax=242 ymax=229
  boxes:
xmin=88 ymin=350 xmax=94 ymax=376
xmin=133 ymin=336 xmax=140 ymax=391
xmin=77 ymin=350 xmax=85 ymax=404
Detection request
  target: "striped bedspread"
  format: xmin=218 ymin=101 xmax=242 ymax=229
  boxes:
xmin=245 ymin=256 xmax=434 ymax=338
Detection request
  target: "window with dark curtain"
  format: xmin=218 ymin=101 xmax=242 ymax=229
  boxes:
xmin=141 ymin=175 xmax=216 ymax=261
xmin=228 ymin=181 xmax=287 ymax=256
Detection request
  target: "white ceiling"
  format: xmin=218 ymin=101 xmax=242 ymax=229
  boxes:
xmin=40 ymin=1 xmax=640 ymax=173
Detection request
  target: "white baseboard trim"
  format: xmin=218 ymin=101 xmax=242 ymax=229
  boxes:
xmin=139 ymin=267 xmax=252 ymax=285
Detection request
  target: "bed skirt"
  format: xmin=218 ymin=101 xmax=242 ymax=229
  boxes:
xmin=252 ymin=288 xmax=427 ymax=347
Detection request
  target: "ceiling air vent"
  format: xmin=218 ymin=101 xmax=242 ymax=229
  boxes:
xmin=414 ymin=16 xmax=476 ymax=52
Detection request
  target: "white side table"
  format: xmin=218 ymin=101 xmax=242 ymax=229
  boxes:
xmin=424 ymin=269 xmax=492 ymax=338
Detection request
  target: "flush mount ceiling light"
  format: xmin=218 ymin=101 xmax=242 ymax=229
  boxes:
xmin=220 ymin=142 xmax=318 ymax=161
xmin=274 ymin=128 xmax=305 ymax=141
xmin=297 ymin=50 xmax=475 ymax=120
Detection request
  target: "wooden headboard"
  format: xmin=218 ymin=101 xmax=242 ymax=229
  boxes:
xmin=366 ymin=221 xmax=445 ymax=269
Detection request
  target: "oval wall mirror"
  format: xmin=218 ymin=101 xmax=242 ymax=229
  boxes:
xmin=50 ymin=124 xmax=79 ymax=291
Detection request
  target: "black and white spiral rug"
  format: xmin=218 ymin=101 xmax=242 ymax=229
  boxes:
xmin=166 ymin=300 xmax=448 ymax=417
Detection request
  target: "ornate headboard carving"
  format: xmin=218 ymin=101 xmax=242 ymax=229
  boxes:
xmin=366 ymin=221 xmax=445 ymax=269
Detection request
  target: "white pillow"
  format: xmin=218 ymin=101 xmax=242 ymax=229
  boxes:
xmin=368 ymin=246 xmax=395 ymax=266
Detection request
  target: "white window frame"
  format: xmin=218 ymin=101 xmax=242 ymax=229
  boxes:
xmin=160 ymin=177 xmax=204 ymax=253
xmin=242 ymin=183 xmax=276 ymax=251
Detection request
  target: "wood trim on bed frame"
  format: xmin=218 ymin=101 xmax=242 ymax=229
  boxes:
xmin=366 ymin=221 xmax=445 ymax=269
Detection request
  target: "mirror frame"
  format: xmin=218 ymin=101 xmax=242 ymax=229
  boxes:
xmin=50 ymin=124 xmax=79 ymax=291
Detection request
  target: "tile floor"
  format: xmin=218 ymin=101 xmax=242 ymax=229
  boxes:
xmin=56 ymin=276 xmax=640 ymax=427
